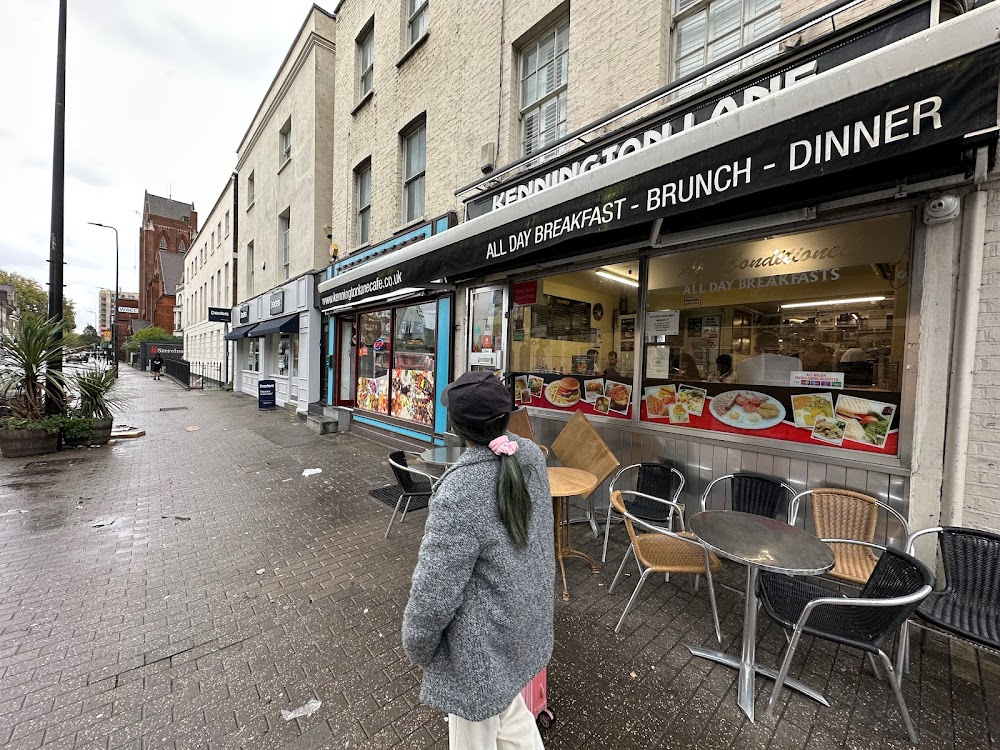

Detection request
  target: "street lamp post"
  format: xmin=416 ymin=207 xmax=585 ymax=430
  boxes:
xmin=88 ymin=222 xmax=119 ymax=376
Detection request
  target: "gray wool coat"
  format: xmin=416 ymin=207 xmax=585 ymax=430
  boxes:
xmin=402 ymin=434 xmax=555 ymax=722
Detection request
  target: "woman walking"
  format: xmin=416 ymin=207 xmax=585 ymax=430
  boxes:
xmin=403 ymin=371 xmax=554 ymax=750
xmin=150 ymin=353 xmax=163 ymax=381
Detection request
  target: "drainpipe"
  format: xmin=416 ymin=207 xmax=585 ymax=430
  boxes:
xmin=939 ymin=177 xmax=988 ymax=528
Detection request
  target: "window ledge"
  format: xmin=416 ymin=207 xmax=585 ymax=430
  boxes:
xmin=277 ymin=158 xmax=292 ymax=175
xmin=396 ymin=216 xmax=427 ymax=234
xmin=352 ymin=89 xmax=374 ymax=116
xmin=396 ymin=31 xmax=430 ymax=68
xmin=351 ymin=241 xmax=372 ymax=254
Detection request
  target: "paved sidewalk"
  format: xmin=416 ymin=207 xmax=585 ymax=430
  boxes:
xmin=0 ymin=366 xmax=996 ymax=749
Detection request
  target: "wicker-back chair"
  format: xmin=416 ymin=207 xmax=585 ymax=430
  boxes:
xmin=789 ymin=488 xmax=909 ymax=585
xmin=551 ymin=411 xmax=620 ymax=534
xmin=608 ymin=491 xmax=722 ymax=638
xmin=700 ymin=471 xmax=794 ymax=519
xmin=602 ymin=463 xmax=685 ymax=563
xmin=385 ymin=451 xmax=436 ymax=538
xmin=758 ymin=548 xmax=933 ymax=744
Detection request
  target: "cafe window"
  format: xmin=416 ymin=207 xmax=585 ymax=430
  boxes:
xmin=356 ymin=301 xmax=437 ymax=427
xmin=509 ymin=262 xmax=638 ymax=419
xmin=640 ymin=213 xmax=911 ymax=456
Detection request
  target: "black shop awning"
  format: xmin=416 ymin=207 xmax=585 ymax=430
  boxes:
xmin=224 ymin=323 xmax=258 ymax=340
xmin=248 ymin=313 xmax=299 ymax=338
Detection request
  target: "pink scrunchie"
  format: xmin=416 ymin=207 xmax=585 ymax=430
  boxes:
xmin=488 ymin=436 xmax=519 ymax=456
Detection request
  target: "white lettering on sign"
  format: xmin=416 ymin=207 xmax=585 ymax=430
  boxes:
xmin=332 ymin=270 xmax=403 ymax=303
xmin=117 ymin=306 xmax=138 ymax=314
xmin=646 ymin=158 xmax=752 ymax=210
xmin=682 ymin=268 xmax=840 ymax=295
xmin=790 ymin=96 xmax=942 ymax=170
xmin=487 ymin=61 xmax=818 ymax=213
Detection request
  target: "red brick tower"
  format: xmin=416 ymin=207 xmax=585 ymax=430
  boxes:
xmin=139 ymin=192 xmax=197 ymax=332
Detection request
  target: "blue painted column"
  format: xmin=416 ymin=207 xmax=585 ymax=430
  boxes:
xmin=434 ymin=296 xmax=452 ymax=437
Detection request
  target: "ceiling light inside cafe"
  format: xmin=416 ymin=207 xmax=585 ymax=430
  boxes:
xmin=781 ymin=295 xmax=887 ymax=310
xmin=595 ymin=270 xmax=639 ymax=288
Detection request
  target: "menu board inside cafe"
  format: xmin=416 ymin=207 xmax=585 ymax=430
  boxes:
xmin=530 ymin=295 xmax=592 ymax=342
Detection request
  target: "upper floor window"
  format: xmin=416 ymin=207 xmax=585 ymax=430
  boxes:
xmin=279 ymin=118 xmax=292 ymax=164
xmin=211 ymin=231 xmax=215 ymax=253
xmin=247 ymin=171 xmax=255 ymax=206
xmin=519 ymin=18 xmax=570 ymax=157
xmin=159 ymin=236 xmax=168 ymax=251
xmin=178 ymin=240 xmax=186 ymax=254
xmin=358 ymin=27 xmax=374 ymax=100
xmin=356 ymin=161 xmax=372 ymax=246
xmin=246 ymin=240 xmax=255 ymax=294
xmin=280 ymin=209 xmax=291 ymax=281
xmin=402 ymin=120 xmax=426 ymax=224
xmin=224 ymin=211 xmax=230 ymax=238
xmin=406 ymin=0 xmax=428 ymax=47
xmin=673 ymin=0 xmax=780 ymax=80
xmin=217 ymin=222 xmax=222 ymax=246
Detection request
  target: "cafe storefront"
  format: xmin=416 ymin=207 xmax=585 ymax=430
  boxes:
xmin=317 ymin=1 xmax=999 ymax=525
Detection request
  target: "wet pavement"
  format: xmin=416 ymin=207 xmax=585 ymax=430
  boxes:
xmin=0 ymin=366 xmax=996 ymax=749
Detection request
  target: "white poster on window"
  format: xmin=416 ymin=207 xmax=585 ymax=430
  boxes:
xmin=646 ymin=346 xmax=672 ymax=379
xmin=645 ymin=310 xmax=680 ymax=336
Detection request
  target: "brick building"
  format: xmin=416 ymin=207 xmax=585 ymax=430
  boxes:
xmin=139 ymin=192 xmax=197 ymax=332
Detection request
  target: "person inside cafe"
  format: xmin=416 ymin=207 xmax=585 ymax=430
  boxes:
xmin=402 ymin=371 xmax=553 ymax=750
xmin=587 ymin=348 xmax=600 ymax=375
xmin=800 ymin=342 xmax=835 ymax=372
xmin=711 ymin=353 xmax=737 ymax=383
xmin=675 ymin=352 xmax=702 ymax=380
xmin=603 ymin=350 xmax=623 ymax=380
xmin=737 ymin=331 xmax=802 ymax=386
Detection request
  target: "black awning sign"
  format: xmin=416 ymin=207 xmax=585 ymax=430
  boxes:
xmin=326 ymin=47 xmax=998 ymax=309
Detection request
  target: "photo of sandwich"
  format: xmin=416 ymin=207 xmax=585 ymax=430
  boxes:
xmin=834 ymin=395 xmax=896 ymax=448
xmin=544 ymin=377 xmax=582 ymax=408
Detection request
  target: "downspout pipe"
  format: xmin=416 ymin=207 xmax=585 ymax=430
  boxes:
xmin=939 ymin=179 xmax=988 ymax=528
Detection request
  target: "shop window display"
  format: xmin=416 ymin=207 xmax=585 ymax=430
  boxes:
xmin=355 ymin=302 xmax=437 ymax=427
xmin=509 ymin=263 xmax=638 ymax=419
xmin=640 ymin=214 xmax=910 ymax=455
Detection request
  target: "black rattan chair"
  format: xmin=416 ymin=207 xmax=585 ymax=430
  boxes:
xmin=898 ymin=526 xmax=1000 ymax=672
xmin=700 ymin=471 xmax=794 ymax=519
xmin=385 ymin=451 xmax=436 ymax=538
xmin=603 ymin=463 xmax=685 ymax=563
xmin=758 ymin=548 xmax=932 ymax=744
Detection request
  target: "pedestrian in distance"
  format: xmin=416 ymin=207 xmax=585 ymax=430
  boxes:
xmin=402 ymin=371 xmax=554 ymax=750
xmin=150 ymin=353 xmax=163 ymax=381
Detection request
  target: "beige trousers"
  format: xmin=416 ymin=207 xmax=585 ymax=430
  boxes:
xmin=448 ymin=693 xmax=545 ymax=750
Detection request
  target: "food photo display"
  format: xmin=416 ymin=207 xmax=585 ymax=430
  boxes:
xmin=510 ymin=373 xmax=632 ymax=419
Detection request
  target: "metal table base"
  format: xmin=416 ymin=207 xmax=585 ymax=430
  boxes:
xmin=687 ymin=564 xmax=828 ymax=721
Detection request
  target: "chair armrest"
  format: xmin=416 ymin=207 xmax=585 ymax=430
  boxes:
xmin=821 ymin=538 xmax=888 ymax=551
xmin=619 ymin=490 xmax=685 ymax=531
xmin=700 ymin=474 xmax=734 ymax=513
xmin=905 ymin=526 xmax=943 ymax=555
xmin=872 ymin=501 xmax=910 ymax=539
xmin=609 ymin=464 xmax=642 ymax=494
xmin=788 ymin=489 xmax=813 ymax=527
xmin=793 ymin=585 xmax=933 ymax=635
xmin=626 ymin=511 xmax=707 ymax=550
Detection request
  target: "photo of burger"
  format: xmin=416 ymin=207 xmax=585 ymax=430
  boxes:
xmin=544 ymin=377 xmax=582 ymax=408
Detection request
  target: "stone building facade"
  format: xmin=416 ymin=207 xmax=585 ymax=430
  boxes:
xmin=139 ymin=192 xmax=197 ymax=331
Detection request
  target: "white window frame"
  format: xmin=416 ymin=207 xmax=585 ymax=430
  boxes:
xmin=519 ymin=18 xmax=570 ymax=158
xmin=358 ymin=27 xmax=374 ymax=100
xmin=247 ymin=172 xmax=255 ymax=206
xmin=279 ymin=119 xmax=292 ymax=164
xmin=402 ymin=120 xmax=426 ymax=224
xmin=672 ymin=0 xmax=781 ymax=82
xmin=280 ymin=210 xmax=291 ymax=281
xmin=406 ymin=0 xmax=429 ymax=47
xmin=356 ymin=162 xmax=372 ymax=246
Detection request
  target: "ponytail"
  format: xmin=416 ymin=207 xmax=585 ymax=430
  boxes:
xmin=450 ymin=413 xmax=533 ymax=547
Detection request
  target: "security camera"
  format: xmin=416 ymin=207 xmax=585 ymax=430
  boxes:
xmin=923 ymin=195 xmax=960 ymax=225
xmin=481 ymin=163 xmax=495 ymax=175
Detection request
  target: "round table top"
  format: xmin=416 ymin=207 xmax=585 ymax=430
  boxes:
xmin=689 ymin=511 xmax=835 ymax=576
xmin=547 ymin=467 xmax=600 ymax=497
xmin=420 ymin=447 xmax=469 ymax=466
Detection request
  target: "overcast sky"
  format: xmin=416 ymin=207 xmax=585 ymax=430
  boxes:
xmin=0 ymin=0 xmax=326 ymax=331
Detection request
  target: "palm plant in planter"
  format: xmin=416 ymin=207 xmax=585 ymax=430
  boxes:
xmin=0 ymin=314 xmax=65 ymax=457
xmin=71 ymin=367 xmax=121 ymax=445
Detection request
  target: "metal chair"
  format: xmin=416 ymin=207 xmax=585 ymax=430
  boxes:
xmin=602 ymin=463 xmax=685 ymax=563
xmin=758 ymin=548 xmax=932 ymax=744
xmin=789 ymin=488 xmax=909 ymax=585
xmin=700 ymin=471 xmax=795 ymax=519
xmin=608 ymin=491 xmax=722 ymax=639
xmin=385 ymin=451 xmax=437 ymax=538
xmin=897 ymin=526 xmax=1000 ymax=674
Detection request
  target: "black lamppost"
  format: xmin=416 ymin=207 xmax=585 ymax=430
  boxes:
xmin=88 ymin=222 xmax=119 ymax=376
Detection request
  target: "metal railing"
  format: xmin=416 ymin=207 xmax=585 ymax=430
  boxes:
xmin=189 ymin=361 xmax=225 ymax=390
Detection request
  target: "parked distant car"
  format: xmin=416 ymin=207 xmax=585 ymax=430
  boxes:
xmin=65 ymin=352 xmax=89 ymax=363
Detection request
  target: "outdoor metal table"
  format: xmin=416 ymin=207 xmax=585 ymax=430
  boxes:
xmin=687 ymin=510 xmax=835 ymax=722
xmin=548 ymin=467 xmax=601 ymax=601
xmin=419 ymin=446 xmax=468 ymax=467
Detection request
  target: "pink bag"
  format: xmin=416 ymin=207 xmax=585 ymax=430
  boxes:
xmin=520 ymin=667 xmax=554 ymax=728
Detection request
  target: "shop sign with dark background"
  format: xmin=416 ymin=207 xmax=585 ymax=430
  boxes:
xmin=269 ymin=292 xmax=284 ymax=315
xmin=258 ymin=380 xmax=276 ymax=410
xmin=239 ymin=305 xmax=250 ymax=324
xmin=208 ymin=307 xmax=232 ymax=323
xmin=464 ymin=3 xmax=930 ymax=220
xmin=328 ymin=47 xmax=998 ymax=307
